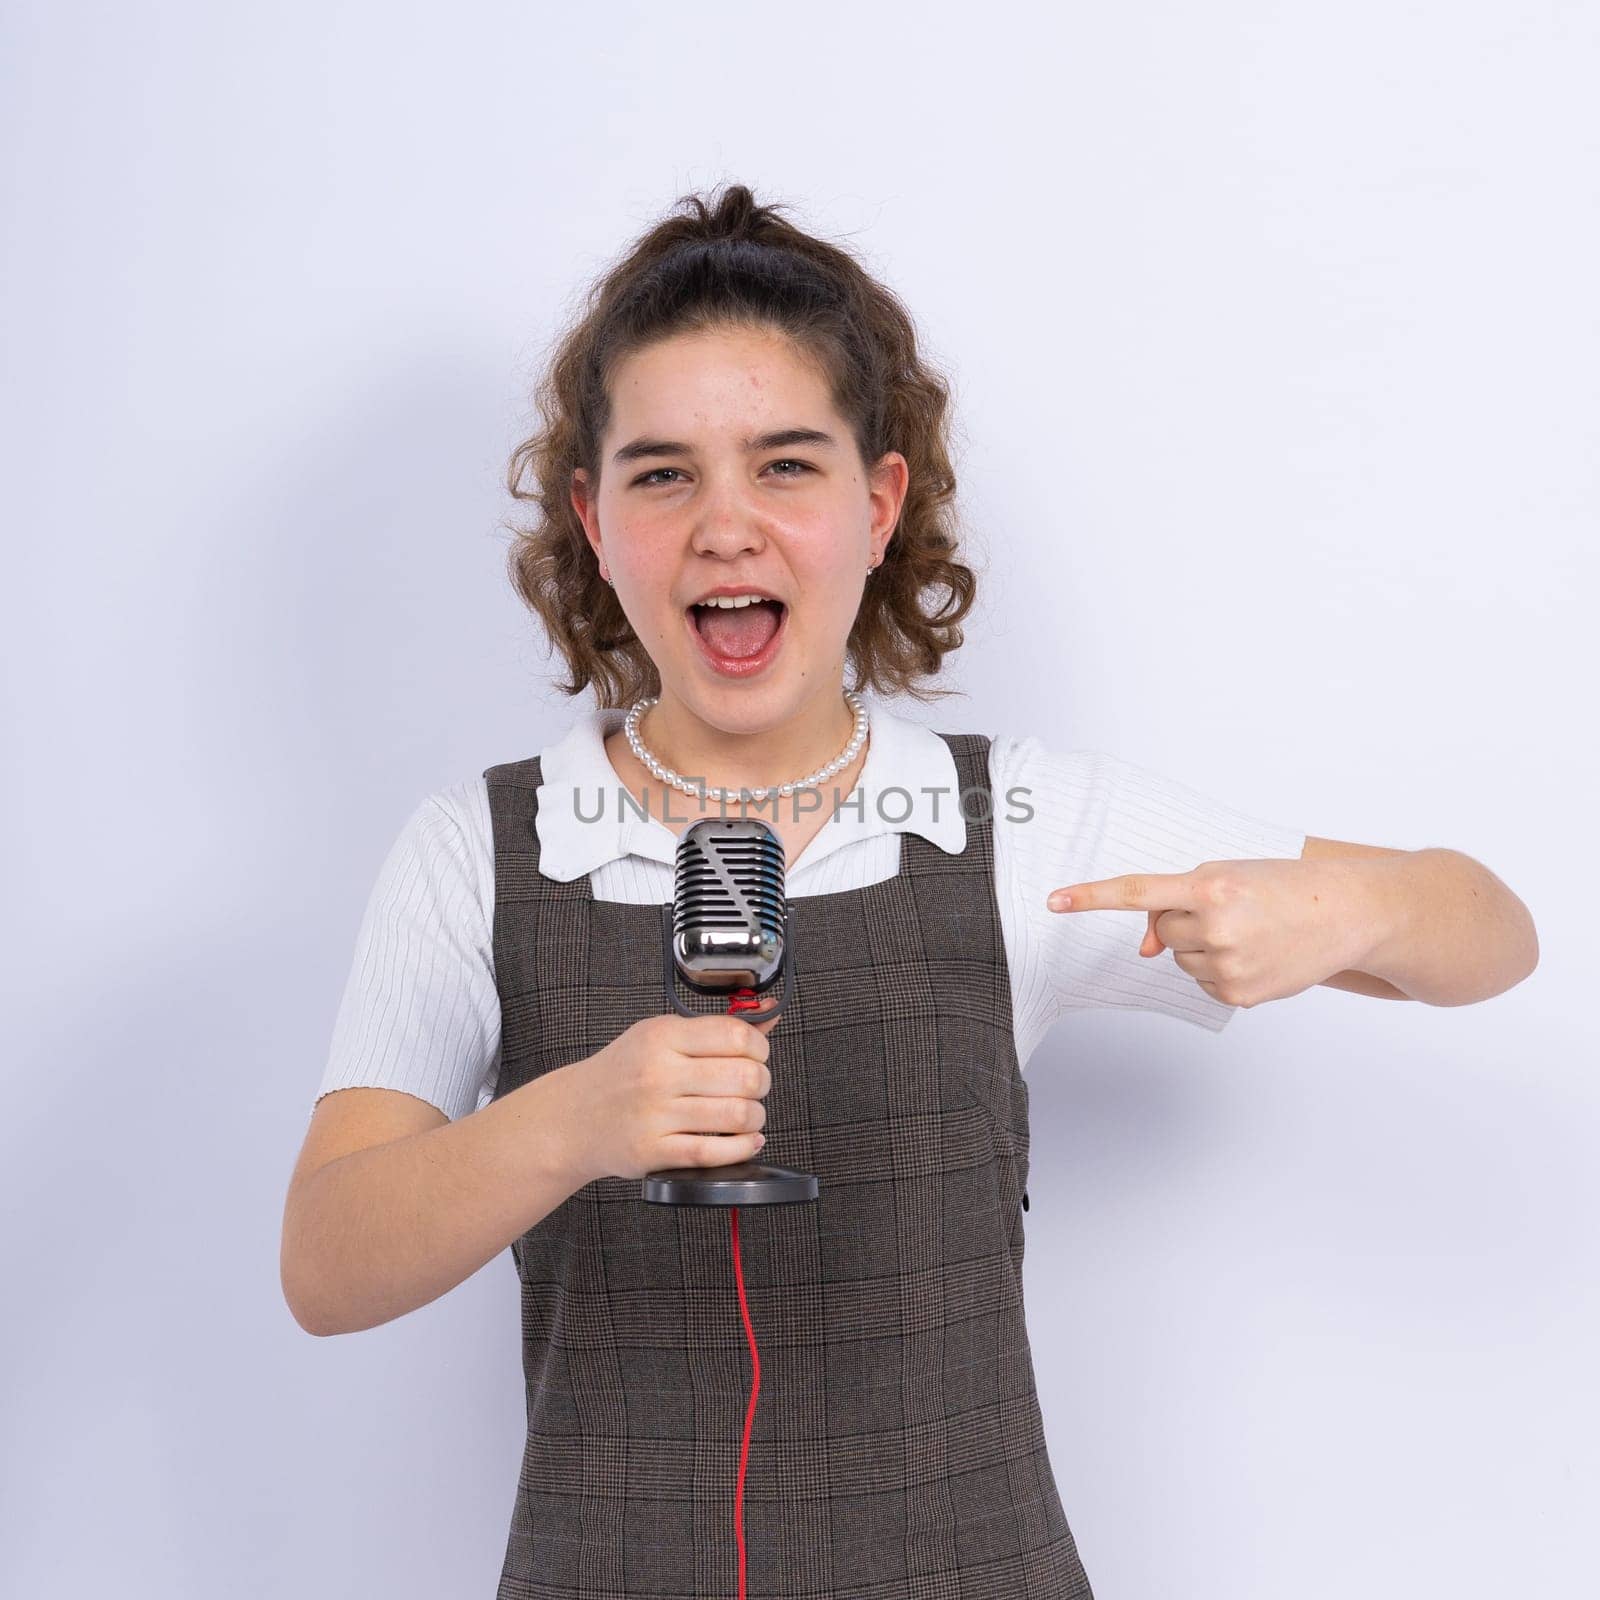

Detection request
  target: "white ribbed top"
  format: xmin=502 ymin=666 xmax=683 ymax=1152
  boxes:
xmin=314 ymin=713 xmax=1305 ymax=1123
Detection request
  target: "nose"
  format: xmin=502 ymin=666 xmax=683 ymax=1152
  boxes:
xmin=689 ymin=472 xmax=768 ymax=563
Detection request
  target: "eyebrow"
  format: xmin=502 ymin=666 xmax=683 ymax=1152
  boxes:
xmin=611 ymin=427 xmax=839 ymax=466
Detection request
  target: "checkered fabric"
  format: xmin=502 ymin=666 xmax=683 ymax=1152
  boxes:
xmin=484 ymin=731 xmax=1094 ymax=1599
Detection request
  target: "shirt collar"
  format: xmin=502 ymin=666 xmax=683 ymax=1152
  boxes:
xmin=533 ymin=691 xmax=968 ymax=883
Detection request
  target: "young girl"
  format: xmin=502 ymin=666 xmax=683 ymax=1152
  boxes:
xmin=283 ymin=185 xmax=1538 ymax=1599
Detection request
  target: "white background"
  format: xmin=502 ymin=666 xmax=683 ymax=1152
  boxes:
xmin=3 ymin=2 xmax=1595 ymax=1595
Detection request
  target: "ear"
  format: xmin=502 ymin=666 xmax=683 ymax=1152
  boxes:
xmin=570 ymin=467 xmax=605 ymax=566
xmin=868 ymin=451 xmax=909 ymax=553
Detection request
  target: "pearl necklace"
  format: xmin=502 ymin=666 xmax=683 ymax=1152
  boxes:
xmin=623 ymin=691 xmax=869 ymax=803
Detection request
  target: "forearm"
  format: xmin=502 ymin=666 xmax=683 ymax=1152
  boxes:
xmin=1346 ymin=847 xmax=1540 ymax=1006
xmin=283 ymin=1065 xmax=591 ymax=1337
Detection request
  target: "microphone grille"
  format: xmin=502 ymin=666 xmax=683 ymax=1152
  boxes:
xmin=672 ymin=818 xmax=787 ymax=991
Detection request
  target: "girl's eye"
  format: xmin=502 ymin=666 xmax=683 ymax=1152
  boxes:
xmin=630 ymin=460 xmax=814 ymax=488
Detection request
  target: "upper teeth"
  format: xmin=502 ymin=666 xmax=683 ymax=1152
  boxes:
xmin=693 ymin=594 xmax=776 ymax=609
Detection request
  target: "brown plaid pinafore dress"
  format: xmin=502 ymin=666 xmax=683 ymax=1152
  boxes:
xmin=484 ymin=732 xmax=1095 ymax=1599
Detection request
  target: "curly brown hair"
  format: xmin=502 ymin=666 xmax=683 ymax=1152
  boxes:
xmin=501 ymin=183 xmax=977 ymax=707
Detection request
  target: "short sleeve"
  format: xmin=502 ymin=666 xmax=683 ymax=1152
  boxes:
xmin=313 ymin=781 xmax=502 ymax=1123
xmin=992 ymin=738 xmax=1307 ymax=1057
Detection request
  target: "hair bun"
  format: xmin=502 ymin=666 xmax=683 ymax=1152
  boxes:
xmin=686 ymin=182 xmax=782 ymax=242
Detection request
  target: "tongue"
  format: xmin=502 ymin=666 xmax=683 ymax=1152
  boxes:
xmin=696 ymin=601 xmax=780 ymax=660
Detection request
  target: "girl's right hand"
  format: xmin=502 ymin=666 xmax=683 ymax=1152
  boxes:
xmin=556 ymin=1012 xmax=776 ymax=1184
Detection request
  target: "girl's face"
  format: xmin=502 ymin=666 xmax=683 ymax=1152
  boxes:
xmin=571 ymin=323 xmax=907 ymax=734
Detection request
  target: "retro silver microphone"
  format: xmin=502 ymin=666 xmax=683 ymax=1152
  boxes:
xmin=666 ymin=817 xmax=790 ymax=1015
xmin=642 ymin=817 xmax=819 ymax=1207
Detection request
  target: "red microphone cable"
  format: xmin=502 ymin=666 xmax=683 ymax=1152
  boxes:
xmin=723 ymin=985 xmax=765 ymax=1600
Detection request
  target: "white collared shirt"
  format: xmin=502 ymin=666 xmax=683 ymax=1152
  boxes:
xmin=314 ymin=695 xmax=1306 ymax=1122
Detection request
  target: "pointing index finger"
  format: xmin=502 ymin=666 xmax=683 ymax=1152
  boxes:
xmin=1047 ymin=872 xmax=1201 ymax=912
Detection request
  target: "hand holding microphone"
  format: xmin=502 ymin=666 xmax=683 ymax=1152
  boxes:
xmin=647 ymin=816 xmax=817 ymax=1207
xmin=555 ymin=1013 xmax=776 ymax=1186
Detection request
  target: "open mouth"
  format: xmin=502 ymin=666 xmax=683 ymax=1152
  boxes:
xmin=685 ymin=594 xmax=788 ymax=677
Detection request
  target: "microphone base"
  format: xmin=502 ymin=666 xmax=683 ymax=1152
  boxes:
xmin=641 ymin=1161 xmax=819 ymax=1207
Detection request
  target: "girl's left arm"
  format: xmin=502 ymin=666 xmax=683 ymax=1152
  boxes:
xmin=1048 ymin=837 xmax=1540 ymax=1012
xmin=1296 ymin=837 xmax=1540 ymax=1007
